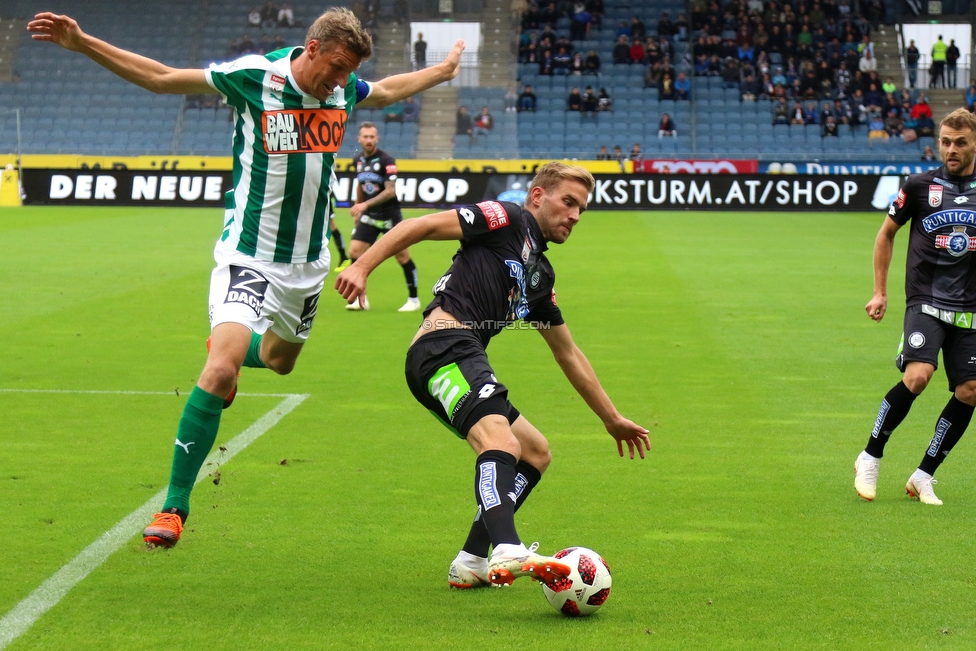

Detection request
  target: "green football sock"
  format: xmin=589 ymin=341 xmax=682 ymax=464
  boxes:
xmin=162 ymin=386 xmax=224 ymax=515
xmin=243 ymin=331 xmax=267 ymax=368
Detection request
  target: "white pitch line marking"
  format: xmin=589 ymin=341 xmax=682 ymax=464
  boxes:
xmin=0 ymin=392 xmax=309 ymax=650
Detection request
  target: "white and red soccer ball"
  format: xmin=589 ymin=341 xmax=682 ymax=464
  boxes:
xmin=541 ymin=547 xmax=612 ymax=617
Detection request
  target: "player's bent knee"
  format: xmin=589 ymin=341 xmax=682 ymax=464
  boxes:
xmin=954 ymin=381 xmax=976 ymax=405
xmin=199 ymin=360 xmax=241 ymax=395
xmin=264 ymin=356 xmax=297 ymax=375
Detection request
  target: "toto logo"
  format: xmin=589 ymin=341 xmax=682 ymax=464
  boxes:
xmin=645 ymin=160 xmax=748 ymax=174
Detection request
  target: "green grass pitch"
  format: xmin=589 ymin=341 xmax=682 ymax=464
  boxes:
xmin=3 ymin=204 xmax=976 ymax=650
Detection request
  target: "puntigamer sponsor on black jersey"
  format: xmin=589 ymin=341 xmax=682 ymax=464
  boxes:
xmin=353 ymin=149 xmax=401 ymax=217
xmin=889 ymin=167 xmax=976 ymax=311
xmin=425 ymin=200 xmax=564 ymax=348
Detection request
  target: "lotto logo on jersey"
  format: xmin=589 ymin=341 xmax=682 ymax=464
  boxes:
xmin=929 ymin=185 xmax=944 ymax=208
xmin=477 ymin=201 xmax=509 ymax=230
xmin=261 ymin=109 xmax=347 ymax=154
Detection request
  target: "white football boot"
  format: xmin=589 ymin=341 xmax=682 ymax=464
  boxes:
xmin=854 ymin=450 xmax=881 ymax=501
xmin=398 ymin=297 xmax=422 ymax=312
xmin=906 ymin=470 xmax=943 ymax=505
xmin=486 ymin=542 xmax=572 ymax=586
xmin=447 ymin=551 xmax=490 ymax=589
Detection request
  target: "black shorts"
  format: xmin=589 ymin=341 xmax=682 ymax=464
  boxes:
xmin=897 ymin=305 xmax=976 ymax=390
xmin=350 ymin=212 xmax=402 ymax=245
xmin=405 ymin=329 xmax=519 ymax=439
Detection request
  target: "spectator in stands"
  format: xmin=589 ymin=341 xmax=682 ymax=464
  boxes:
xmin=539 ymin=49 xmax=554 ymax=75
xmin=517 ymin=84 xmax=537 ymax=112
xmin=614 ymin=20 xmax=629 ymax=39
xmin=597 ymin=87 xmax=613 ymax=111
xmin=864 ymin=83 xmax=885 ymax=114
xmin=384 ymin=101 xmax=404 ymax=123
xmin=581 ymin=86 xmax=598 ymax=115
xmin=414 ymin=33 xmax=427 ymax=69
xmin=553 ymin=46 xmax=572 ymax=75
xmin=910 ymin=93 xmax=932 ymax=122
xmin=456 ymin=106 xmax=473 ymax=138
xmin=885 ymin=109 xmax=904 ymax=138
xmin=721 ymin=58 xmax=740 ymax=89
xmin=504 ymin=86 xmax=519 ymax=113
xmin=823 ymin=115 xmax=839 ymax=137
xmin=474 ymin=106 xmax=493 ymax=137
xmin=657 ymin=114 xmax=677 ymax=138
xmin=570 ymin=52 xmax=585 ymax=75
xmin=612 ymin=35 xmax=630 ymax=64
xmin=277 ymin=3 xmax=294 ymax=27
xmin=931 ymin=35 xmax=947 ymax=89
xmin=584 ymin=50 xmax=601 ymax=75
xmin=946 ymin=39 xmax=960 ymax=89
xmin=868 ymin=111 xmax=888 ymax=140
xmin=921 ymin=145 xmax=936 ymax=161
xmin=674 ymin=14 xmax=689 ymax=42
xmin=694 ymin=53 xmax=711 ymax=76
xmin=916 ymin=113 xmax=935 ymax=137
xmin=857 ymin=34 xmax=874 ymax=59
xmin=737 ymin=42 xmax=755 ymax=64
xmin=659 ymin=73 xmax=676 ymax=100
xmin=629 ymin=143 xmax=643 ymax=161
xmin=905 ymin=40 xmax=920 ymax=89
xmin=849 ymin=89 xmax=868 ymax=129
xmin=260 ymin=0 xmax=278 ymax=27
xmin=567 ymin=87 xmax=583 ymax=111
xmin=790 ymin=101 xmax=806 ymax=125
xmin=674 ymin=72 xmax=691 ymax=100
xmin=611 ymin=145 xmax=625 ymax=163
xmin=657 ymin=12 xmax=674 ymax=42
xmin=774 ymin=98 xmax=790 ymax=125
xmin=629 ymin=39 xmax=645 ymax=65
xmin=630 ymin=16 xmax=646 ymax=41
xmin=859 ymin=50 xmax=877 ymax=74
xmin=570 ymin=2 xmax=592 ymax=41
xmin=966 ymin=80 xmax=976 ymax=112
xmin=401 ymin=96 xmax=419 ymax=122
xmin=741 ymin=70 xmax=760 ymax=101
xmin=833 ymin=98 xmax=852 ymax=125
xmin=644 ymin=61 xmax=662 ymax=88
xmin=596 ymin=145 xmax=610 ymax=160
xmin=881 ymin=76 xmax=897 ymax=95
xmin=645 ymin=39 xmax=661 ymax=65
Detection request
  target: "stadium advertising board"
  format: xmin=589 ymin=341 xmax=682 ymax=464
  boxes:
xmin=635 ymin=159 xmax=759 ymax=174
xmin=24 ymin=169 xmax=898 ymax=211
xmin=758 ymin=160 xmax=942 ymax=175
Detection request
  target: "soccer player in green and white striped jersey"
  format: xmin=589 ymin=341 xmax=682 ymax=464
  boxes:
xmin=28 ymin=8 xmax=463 ymax=548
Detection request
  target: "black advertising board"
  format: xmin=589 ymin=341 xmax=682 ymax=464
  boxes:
xmin=22 ymin=169 xmax=899 ymax=212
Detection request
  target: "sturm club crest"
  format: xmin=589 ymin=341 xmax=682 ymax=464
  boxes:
xmin=935 ymin=226 xmax=976 ymax=257
xmin=909 ymin=332 xmax=926 ymax=348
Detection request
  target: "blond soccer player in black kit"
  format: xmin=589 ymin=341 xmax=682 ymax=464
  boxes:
xmin=856 ymin=108 xmax=976 ymax=505
xmin=335 ymin=162 xmax=650 ymax=587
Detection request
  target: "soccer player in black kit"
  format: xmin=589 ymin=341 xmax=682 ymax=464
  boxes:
xmin=335 ymin=162 xmax=651 ymax=586
xmin=345 ymin=121 xmax=421 ymax=312
xmin=856 ymin=108 xmax=976 ymax=505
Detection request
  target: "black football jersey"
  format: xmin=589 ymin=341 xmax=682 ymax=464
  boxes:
xmin=426 ymin=200 xmax=565 ymax=348
xmin=889 ymin=166 xmax=976 ymax=311
xmin=353 ymin=148 xmax=401 ymax=218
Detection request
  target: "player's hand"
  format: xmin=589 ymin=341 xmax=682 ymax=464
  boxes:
xmin=605 ymin=416 xmax=651 ymax=460
xmin=865 ymin=294 xmax=887 ymax=322
xmin=438 ymin=40 xmax=465 ymax=81
xmin=335 ymin=261 xmax=368 ymax=306
xmin=350 ymin=202 xmax=367 ymax=219
xmin=27 ymin=13 xmax=85 ymax=51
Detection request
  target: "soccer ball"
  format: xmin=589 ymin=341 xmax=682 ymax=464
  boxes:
xmin=541 ymin=547 xmax=612 ymax=617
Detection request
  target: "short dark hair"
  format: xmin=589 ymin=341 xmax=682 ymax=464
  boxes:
xmin=359 ymin=121 xmax=378 ymax=132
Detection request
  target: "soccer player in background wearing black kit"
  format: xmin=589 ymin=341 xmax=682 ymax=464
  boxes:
xmin=335 ymin=162 xmax=650 ymax=587
xmin=344 ymin=121 xmax=421 ymax=312
xmin=856 ymin=108 xmax=976 ymax=506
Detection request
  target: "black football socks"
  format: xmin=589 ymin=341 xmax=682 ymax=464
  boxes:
xmin=918 ymin=395 xmax=975 ymax=475
xmin=865 ymin=381 xmax=918 ymax=458
xmin=463 ymin=459 xmax=542 ymax=558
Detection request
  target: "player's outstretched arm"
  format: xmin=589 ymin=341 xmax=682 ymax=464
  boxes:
xmin=356 ymin=40 xmax=465 ymax=108
xmin=538 ymin=324 xmax=651 ymax=459
xmin=335 ymin=209 xmax=463 ymax=303
xmin=865 ymin=216 xmax=901 ymax=322
xmin=27 ymin=13 xmax=214 ymax=95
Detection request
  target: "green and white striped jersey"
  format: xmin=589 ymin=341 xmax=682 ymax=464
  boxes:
xmin=206 ymin=47 xmax=367 ymax=263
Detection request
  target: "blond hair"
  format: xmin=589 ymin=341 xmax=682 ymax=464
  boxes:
xmin=529 ymin=162 xmax=595 ymax=195
xmin=305 ymin=8 xmax=373 ymax=60
xmin=940 ymin=108 xmax=976 ymax=136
